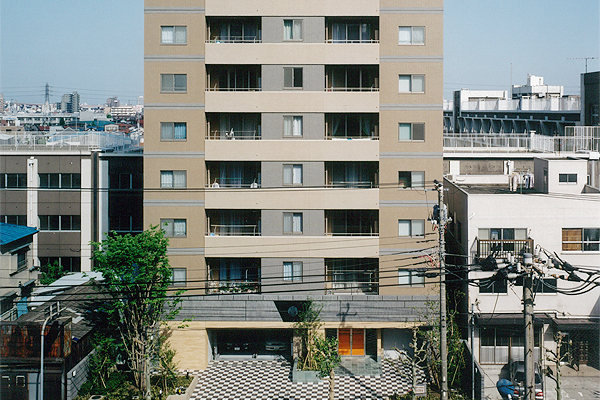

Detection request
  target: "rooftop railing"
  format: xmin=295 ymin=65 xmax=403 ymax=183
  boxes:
xmin=0 ymin=132 xmax=139 ymax=152
xmin=444 ymin=132 xmax=600 ymax=153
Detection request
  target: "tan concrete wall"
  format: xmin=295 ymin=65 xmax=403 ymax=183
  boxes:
xmin=145 ymin=14 xmax=205 ymax=56
xmin=205 ymin=236 xmax=379 ymax=258
xmin=205 ymin=188 xmax=379 ymax=210
xmin=205 ymin=0 xmax=379 ymax=16
xmin=167 ymin=322 xmax=210 ymax=370
xmin=205 ymin=43 xmax=379 ymax=65
xmin=144 ymin=61 xmax=205 ymax=105
xmin=205 ymin=139 xmax=379 ymax=161
xmin=204 ymin=91 xmax=379 ymax=113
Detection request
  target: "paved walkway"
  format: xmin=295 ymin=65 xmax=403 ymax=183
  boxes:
xmin=186 ymin=358 xmax=417 ymax=400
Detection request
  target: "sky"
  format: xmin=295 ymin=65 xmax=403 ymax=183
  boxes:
xmin=0 ymin=0 xmax=598 ymax=104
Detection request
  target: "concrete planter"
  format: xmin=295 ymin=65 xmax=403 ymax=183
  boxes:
xmin=166 ymin=376 xmax=199 ymax=400
xmin=292 ymin=359 xmax=321 ymax=383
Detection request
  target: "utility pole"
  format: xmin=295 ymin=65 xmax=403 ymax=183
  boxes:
xmin=435 ymin=180 xmax=449 ymax=400
xmin=40 ymin=302 xmax=61 ymax=400
xmin=523 ymin=253 xmax=535 ymax=400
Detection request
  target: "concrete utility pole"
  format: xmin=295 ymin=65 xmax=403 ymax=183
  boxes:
xmin=523 ymin=253 xmax=535 ymax=400
xmin=435 ymin=180 xmax=449 ymax=400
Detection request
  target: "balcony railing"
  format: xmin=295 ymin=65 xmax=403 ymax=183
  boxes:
xmin=208 ymin=224 xmax=260 ymax=236
xmin=326 ymin=231 xmax=378 ymax=237
xmin=444 ymin=133 xmax=600 ymax=153
xmin=207 ymin=280 xmax=260 ymax=294
xmin=207 ymin=36 xmax=261 ymax=43
xmin=325 ymin=87 xmax=379 ymax=92
xmin=476 ymin=238 xmax=534 ymax=261
xmin=206 ymin=87 xmax=261 ymax=92
xmin=0 ymin=132 xmax=138 ymax=152
xmin=326 ymin=181 xmax=377 ymax=188
xmin=0 ymin=307 xmax=18 ymax=322
xmin=325 ymin=39 xmax=379 ymax=44
xmin=327 ymin=281 xmax=377 ymax=294
xmin=206 ymin=130 xmax=261 ymax=140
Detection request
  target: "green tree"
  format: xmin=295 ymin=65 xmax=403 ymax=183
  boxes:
xmin=90 ymin=226 xmax=181 ymax=398
xmin=293 ymin=301 xmax=341 ymax=400
xmin=40 ymin=260 xmax=68 ymax=285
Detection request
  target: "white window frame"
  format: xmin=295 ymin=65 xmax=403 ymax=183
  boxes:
xmin=398 ymin=219 xmax=425 ymax=237
xmin=283 ymin=116 xmax=303 ymax=137
xmin=398 ymin=269 xmax=425 ymax=286
xmin=283 ymin=67 xmax=303 ymax=89
xmin=160 ymin=122 xmax=187 ymax=141
xmin=161 ymin=218 xmax=187 ymax=238
xmin=161 ymin=74 xmax=187 ymax=93
xmin=398 ymin=171 xmax=425 ymax=189
xmin=283 ymin=261 xmax=303 ymax=282
xmin=398 ymin=74 xmax=425 ymax=93
xmin=283 ymin=212 xmax=303 ymax=234
xmin=160 ymin=171 xmax=187 ymax=189
xmin=283 ymin=164 xmax=303 ymax=186
xmin=170 ymin=268 xmax=187 ymax=286
xmin=161 ymin=26 xmax=187 ymax=45
xmin=398 ymin=26 xmax=425 ymax=45
xmin=283 ymin=19 xmax=303 ymax=41
xmin=398 ymin=122 xmax=425 ymax=141
xmin=558 ymin=173 xmax=577 ymax=184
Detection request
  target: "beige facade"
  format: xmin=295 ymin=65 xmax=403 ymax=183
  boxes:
xmin=145 ymin=0 xmax=443 ymax=369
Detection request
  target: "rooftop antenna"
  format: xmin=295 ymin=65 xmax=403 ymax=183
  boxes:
xmin=568 ymin=57 xmax=598 ymax=73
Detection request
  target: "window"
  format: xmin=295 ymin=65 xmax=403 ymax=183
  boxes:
xmin=39 ymin=173 xmax=81 ymax=189
xmin=284 ymin=67 xmax=303 ymax=88
xmin=0 ymin=173 xmax=27 ymax=188
xmin=283 ymin=212 xmax=303 ymax=234
xmin=398 ymin=74 xmax=425 ymax=93
xmin=283 ymin=261 xmax=303 ymax=282
xmin=39 ymin=215 xmax=80 ymax=231
xmin=559 ymin=173 xmax=577 ymax=184
xmin=562 ymin=228 xmax=600 ymax=251
xmin=332 ymin=23 xmax=373 ymax=43
xmin=478 ymin=228 xmax=527 ymax=240
xmin=161 ymin=74 xmax=187 ymax=93
xmin=398 ymin=123 xmax=425 ymax=141
xmin=161 ymin=171 xmax=187 ymax=188
xmin=170 ymin=268 xmax=187 ymax=286
xmin=284 ymin=19 xmax=303 ymax=41
xmin=161 ymin=219 xmax=187 ymax=237
xmin=161 ymin=26 xmax=187 ymax=44
xmin=398 ymin=26 xmax=425 ymax=45
xmin=398 ymin=219 xmax=425 ymax=237
xmin=283 ymin=164 xmax=303 ymax=185
xmin=1 ymin=215 xmax=27 ymax=225
xmin=398 ymin=269 xmax=424 ymax=286
xmin=161 ymin=122 xmax=187 ymax=141
xmin=283 ymin=116 xmax=303 ymax=137
xmin=39 ymin=257 xmax=81 ymax=272
xmin=398 ymin=171 xmax=425 ymax=189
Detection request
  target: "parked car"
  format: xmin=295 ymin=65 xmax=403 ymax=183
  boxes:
xmin=509 ymin=361 xmax=544 ymax=400
xmin=265 ymin=341 xmax=288 ymax=352
xmin=226 ymin=341 xmax=251 ymax=353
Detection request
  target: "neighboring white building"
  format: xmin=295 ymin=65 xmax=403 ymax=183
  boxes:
xmin=444 ymin=156 xmax=600 ymax=398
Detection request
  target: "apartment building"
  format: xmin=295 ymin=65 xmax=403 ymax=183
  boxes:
xmin=144 ymin=0 xmax=443 ymax=369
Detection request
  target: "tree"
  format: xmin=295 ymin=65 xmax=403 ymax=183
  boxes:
xmin=40 ymin=260 xmax=68 ymax=285
xmin=294 ymin=300 xmax=341 ymax=400
xmin=90 ymin=226 xmax=181 ymax=399
xmin=386 ymin=327 xmax=428 ymax=400
xmin=546 ymin=331 xmax=572 ymax=400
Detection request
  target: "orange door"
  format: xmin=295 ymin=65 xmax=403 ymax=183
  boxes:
xmin=352 ymin=329 xmax=365 ymax=356
xmin=338 ymin=329 xmax=351 ymax=355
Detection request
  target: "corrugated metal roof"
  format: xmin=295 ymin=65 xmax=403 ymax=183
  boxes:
xmin=0 ymin=223 xmax=38 ymax=246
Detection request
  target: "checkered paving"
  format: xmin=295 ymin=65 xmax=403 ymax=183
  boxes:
xmin=185 ymin=358 xmax=421 ymax=400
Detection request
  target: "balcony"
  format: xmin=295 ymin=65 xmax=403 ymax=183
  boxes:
xmin=206 ymin=113 xmax=261 ymax=140
xmin=207 ymin=258 xmax=260 ymax=294
xmin=326 ymin=258 xmax=378 ymax=295
xmin=325 ymin=18 xmax=379 ymax=43
xmin=206 ymin=65 xmax=261 ymax=91
xmin=476 ymin=238 xmax=534 ymax=261
xmin=206 ymin=17 xmax=261 ymax=43
xmin=206 ymin=210 xmax=261 ymax=236
xmin=325 ymin=65 xmax=379 ymax=92
xmin=325 ymin=210 xmax=378 ymax=236
xmin=326 ymin=113 xmax=378 ymax=140
xmin=206 ymin=161 xmax=261 ymax=188
xmin=325 ymin=161 xmax=378 ymax=188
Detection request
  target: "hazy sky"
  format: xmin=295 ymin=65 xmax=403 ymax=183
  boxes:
xmin=1 ymin=0 xmax=598 ymax=104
